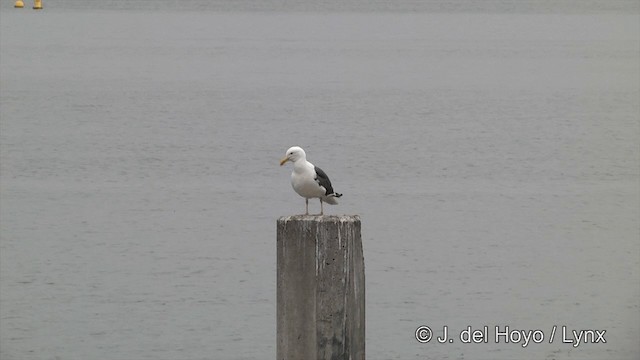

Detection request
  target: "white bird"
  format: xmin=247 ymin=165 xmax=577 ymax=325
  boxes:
xmin=280 ymin=146 xmax=342 ymax=215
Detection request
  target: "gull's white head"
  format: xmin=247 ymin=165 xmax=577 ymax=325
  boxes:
xmin=280 ymin=146 xmax=306 ymax=166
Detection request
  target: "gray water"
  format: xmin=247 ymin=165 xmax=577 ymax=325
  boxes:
xmin=1 ymin=1 xmax=639 ymax=359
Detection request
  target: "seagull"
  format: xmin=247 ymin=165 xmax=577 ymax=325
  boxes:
xmin=280 ymin=146 xmax=342 ymax=215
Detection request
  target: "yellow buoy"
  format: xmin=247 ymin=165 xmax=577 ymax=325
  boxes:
xmin=33 ymin=0 xmax=42 ymax=9
xmin=14 ymin=0 xmax=24 ymax=8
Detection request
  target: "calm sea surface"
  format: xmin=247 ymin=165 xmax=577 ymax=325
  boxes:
xmin=1 ymin=1 xmax=638 ymax=359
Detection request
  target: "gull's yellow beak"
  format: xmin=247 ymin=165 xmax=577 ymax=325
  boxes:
xmin=279 ymin=157 xmax=289 ymax=166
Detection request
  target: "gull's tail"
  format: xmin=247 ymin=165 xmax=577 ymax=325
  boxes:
xmin=323 ymin=193 xmax=342 ymax=205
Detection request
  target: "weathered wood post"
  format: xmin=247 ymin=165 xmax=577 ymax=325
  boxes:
xmin=277 ymin=215 xmax=365 ymax=360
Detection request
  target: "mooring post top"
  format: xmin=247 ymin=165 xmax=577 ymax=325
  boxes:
xmin=277 ymin=215 xmax=360 ymax=224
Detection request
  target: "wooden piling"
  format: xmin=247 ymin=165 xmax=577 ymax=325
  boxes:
xmin=276 ymin=215 xmax=365 ymax=360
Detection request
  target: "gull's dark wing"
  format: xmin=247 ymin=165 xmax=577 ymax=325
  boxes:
xmin=314 ymin=165 xmax=336 ymax=196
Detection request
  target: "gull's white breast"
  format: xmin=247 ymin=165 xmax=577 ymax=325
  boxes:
xmin=291 ymin=164 xmax=325 ymax=199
